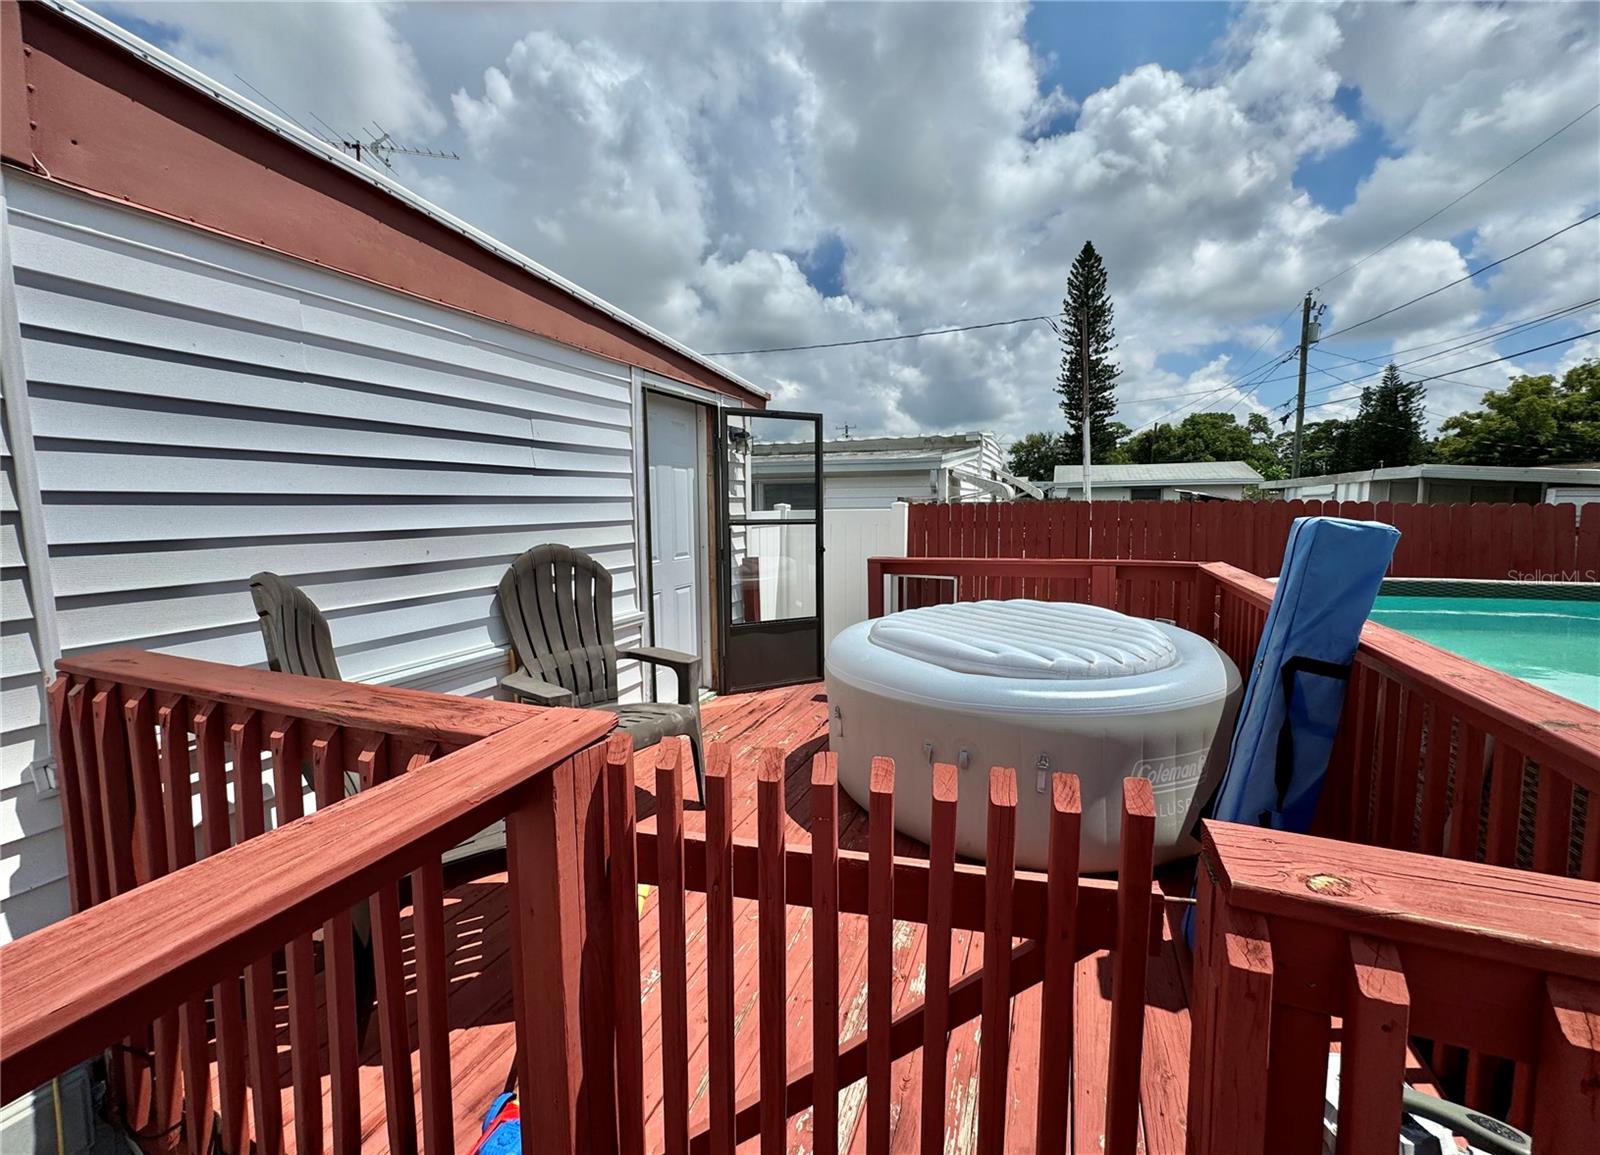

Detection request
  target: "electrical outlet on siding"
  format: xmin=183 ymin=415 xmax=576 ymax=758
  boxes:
xmin=28 ymin=757 xmax=58 ymax=799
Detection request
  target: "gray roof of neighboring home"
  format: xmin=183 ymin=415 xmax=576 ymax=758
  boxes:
xmin=1050 ymin=461 xmax=1264 ymax=486
xmin=751 ymin=432 xmax=989 ymax=457
xmin=1260 ymin=464 xmax=1600 ymax=489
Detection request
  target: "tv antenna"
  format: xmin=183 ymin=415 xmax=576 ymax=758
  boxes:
xmin=337 ymin=122 xmax=459 ymax=170
xmin=230 ymin=76 xmax=459 ymax=171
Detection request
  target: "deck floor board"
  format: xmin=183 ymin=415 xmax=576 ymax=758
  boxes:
xmin=213 ymin=682 xmax=1192 ymax=1154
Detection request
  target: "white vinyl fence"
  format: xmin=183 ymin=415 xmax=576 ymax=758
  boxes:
xmin=741 ymin=501 xmax=909 ymax=649
xmin=822 ymin=503 xmax=908 ymax=647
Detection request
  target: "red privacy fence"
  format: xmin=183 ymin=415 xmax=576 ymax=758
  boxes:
xmin=906 ymin=499 xmax=1599 ymax=580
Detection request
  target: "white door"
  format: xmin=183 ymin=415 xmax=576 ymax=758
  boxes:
xmin=646 ymin=393 xmax=703 ymax=702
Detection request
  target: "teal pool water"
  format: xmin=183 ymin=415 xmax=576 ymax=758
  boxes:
xmin=1369 ymin=595 xmax=1600 ymax=709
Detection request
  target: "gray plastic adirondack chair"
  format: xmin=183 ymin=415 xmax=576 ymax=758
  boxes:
xmin=248 ymin=571 xmax=507 ymax=858
xmin=248 ymin=570 xmax=378 ymax=1031
xmin=250 ymin=570 xmax=342 ymax=681
xmin=497 ymin=544 xmax=706 ymax=801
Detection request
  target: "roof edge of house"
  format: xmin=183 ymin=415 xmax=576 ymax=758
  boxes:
xmin=39 ymin=0 xmax=769 ymax=402
xmin=1260 ymin=463 xmax=1600 ymax=488
xmin=1049 ymin=460 xmax=1264 ymax=484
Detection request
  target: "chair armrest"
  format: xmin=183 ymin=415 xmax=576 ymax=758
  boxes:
xmin=619 ymin=646 xmax=701 ymax=706
xmin=499 ymin=668 xmax=574 ymax=707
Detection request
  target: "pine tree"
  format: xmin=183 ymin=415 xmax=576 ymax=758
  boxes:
xmin=1055 ymin=242 xmax=1121 ymax=462
xmin=1349 ymin=363 xmax=1428 ymax=469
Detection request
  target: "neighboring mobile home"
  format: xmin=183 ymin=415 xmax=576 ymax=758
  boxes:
xmin=0 ymin=0 xmax=803 ymax=951
xmin=749 ymin=430 xmax=1038 ymax=509
xmin=1044 ymin=460 xmax=1264 ymax=501
xmin=1262 ymin=463 xmax=1600 ymax=505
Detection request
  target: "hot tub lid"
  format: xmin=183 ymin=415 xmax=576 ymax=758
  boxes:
xmin=867 ymin=600 xmax=1180 ymax=679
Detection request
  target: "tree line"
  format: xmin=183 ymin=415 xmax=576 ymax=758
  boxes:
xmin=1015 ymin=241 xmax=1600 ymax=483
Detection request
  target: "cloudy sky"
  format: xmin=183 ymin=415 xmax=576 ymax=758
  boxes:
xmin=98 ymin=1 xmax=1600 ymax=443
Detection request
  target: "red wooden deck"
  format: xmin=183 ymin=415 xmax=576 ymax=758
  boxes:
xmin=23 ymin=563 xmax=1598 ymax=1155
xmin=238 ymin=683 xmax=1195 ymax=1155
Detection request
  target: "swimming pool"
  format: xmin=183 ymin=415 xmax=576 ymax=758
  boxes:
xmin=1369 ymin=583 xmax=1600 ymax=709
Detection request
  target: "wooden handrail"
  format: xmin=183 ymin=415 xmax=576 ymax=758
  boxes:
xmin=0 ymin=707 xmax=614 ymax=1094
xmin=56 ymin=648 xmax=537 ymax=746
xmin=1201 ymin=562 xmax=1600 ymax=791
xmin=868 ymin=556 xmax=1200 ymax=574
xmin=865 ymin=555 xmax=1198 ymax=618
xmin=1204 ymin=821 xmax=1600 ymax=982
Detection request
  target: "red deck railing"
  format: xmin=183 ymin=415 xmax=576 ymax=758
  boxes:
xmin=611 ymin=738 xmax=1169 ymax=1155
xmin=869 ymin=554 xmax=1600 ymax=1130
xmin=7 ymin=652 xmax=615 ymax=1155
xmin=1188 ymin=821 xmax=1600 ymax=1152
xmin=5 ymin=650 xmax=1177 ymax=1155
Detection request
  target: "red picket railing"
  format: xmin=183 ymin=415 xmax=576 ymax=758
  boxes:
xmin=611 ymin=736 xmax=1170 ymax=1155
xmin=867 ymin=556 xmax=1600 ymax=891
xmin=3 ymin=652 xmax=615 ymax=1155
xmin=906 ymin=499 xmax=1599 ymax=580
xmin=1187 ymin=821 xmax=1600 ymax=1154
xmin=869 ymin=553 xmax=1600 ymax=1131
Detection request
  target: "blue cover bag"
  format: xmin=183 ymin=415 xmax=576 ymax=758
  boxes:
xmin=1186 ymin=516 xmax=1398 ymax=944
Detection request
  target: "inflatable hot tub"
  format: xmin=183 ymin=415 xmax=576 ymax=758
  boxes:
xmin=826 ymin=599 xmax=1242 ymax=872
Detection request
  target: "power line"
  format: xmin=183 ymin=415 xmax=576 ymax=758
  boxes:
xmin=1288 ymin=298 xmax=1600 ymax=404
xmin=1285 ymin=351 xmax=1470 ymax=408
xmin=1317 ymin=211 xmax=1600 ymax=342
xmin=1150 ymin=297 xmax=1598 ymax=412
xmin=1405 ymin=327 xmax=1597 ymax=384
xmin=1124 ymin=350 xmax=1298 ymax=436
xmin=1318 ymin=296 xmax=1600 ymax=361
xmin=1316 ymin=101 xmax=1600 ymax=290
xmin=1117 ymin=350 xmax=1305 ymax=406
xmin=1296 ymin=328 xmax=1599 ymax=413
xmin=1312 ymin=300 xmax=1598 ymax=382
xmin=1310 ymin=347 xmax=1482 ymax=394
xmin=703 ymin=314 xmax=1054 ymax=356
xmin=712 ymin=110 xmax=1598 ymax=370
xmin=1223 ymin=304 xmax=1300 ymax=388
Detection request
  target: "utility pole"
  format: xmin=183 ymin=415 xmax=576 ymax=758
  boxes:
xmin=1080 ymin=306 xmax=1093 ymax=505
xmin=1079 ymin=305 xmax=1095 ymax=553
xmin=1290 ymin=292 xmax=1313 ymax=478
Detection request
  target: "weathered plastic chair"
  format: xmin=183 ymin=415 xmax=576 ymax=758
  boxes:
xmin=249 ymin=571 xmax=506 ymax=855
xmin=497 ymin=544 xmax=706 ymax=801
xmin=250 ymin=570 xmax=342 ymax=680
xmin=248 ymin=571 xmax=376 ymax=1030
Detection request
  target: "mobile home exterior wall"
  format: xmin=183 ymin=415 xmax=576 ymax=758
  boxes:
xmin=0 ymin=1 xmax=765 ymax=950
xmin=0 ymin=173 xmax=669 ymax=941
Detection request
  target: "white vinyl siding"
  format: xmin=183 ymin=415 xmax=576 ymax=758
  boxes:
xmin=821 ymin=472 xmax=937 ymax=509
xmin=1 ymin=371 xmax=68 ymax=944
xmin=1 ymin=174 xmax=652 ymax=934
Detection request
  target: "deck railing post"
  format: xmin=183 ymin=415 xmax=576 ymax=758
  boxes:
xmin=506 ymin=746 xmax=590 ymax=1155
xmin=867 ymin=557 xmax=886 ymax=619
xmin=1191 ymin=567 xmax=1218 ymax=641
xmin=1090 ymin=564 xmax=1115 ymax=608
xmin=1186 ymin=836 xmax=1273 ymax=1155
xmin=1533 ymin=974 xmax=1600 ymax=1149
